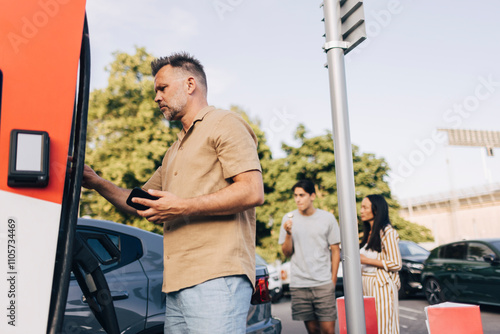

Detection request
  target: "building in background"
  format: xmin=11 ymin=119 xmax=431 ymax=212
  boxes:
xmin=399 ymin=183 xmax=500 ymax=247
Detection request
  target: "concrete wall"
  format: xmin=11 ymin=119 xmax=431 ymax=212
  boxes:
xmin=399 ymin=186 xmax=500 ymax=247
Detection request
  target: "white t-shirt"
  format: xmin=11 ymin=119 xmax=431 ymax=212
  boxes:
xmin=278 ymin=209 xmax=341 ymax=288
xmin=360 ymin=244 xmax=378 ymax=274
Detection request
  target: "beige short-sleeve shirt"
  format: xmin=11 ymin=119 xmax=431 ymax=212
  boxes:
xmin=143 ymin=106 xmax=262 ymax=292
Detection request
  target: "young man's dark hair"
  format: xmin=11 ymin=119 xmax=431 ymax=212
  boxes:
xmin=292 ymin=179 xmax=316 ymax=195
xmin=151 ymin=52 xmax=207 ymax=94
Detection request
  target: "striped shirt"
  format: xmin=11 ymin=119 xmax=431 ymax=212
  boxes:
xmin=362 ymin=225 xmax=402 ymax=334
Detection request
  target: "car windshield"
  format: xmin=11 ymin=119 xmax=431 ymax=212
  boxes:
xmin=400 ymin=242 xmax=430 ymax=257
xmin=489 ymin=240 xmax=500 ymax=253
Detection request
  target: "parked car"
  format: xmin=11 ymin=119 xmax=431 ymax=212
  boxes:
xmin=399 ymin=240 xmax=430 ymax=298
xmin=421 ymin=238 xmax=500 ymax=306
xmin=256 ymin=254 xmax=283 ymax=302
xmin=63 ymin=218 xmax=282 ymax=333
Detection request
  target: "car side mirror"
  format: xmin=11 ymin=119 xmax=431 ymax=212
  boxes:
xmin=77 ymin=231 xmax=121 ymax=266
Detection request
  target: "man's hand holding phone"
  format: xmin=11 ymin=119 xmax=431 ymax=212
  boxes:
xmin=126 ymin=187 xmax=160 ymax=211
xmin=127 ymin=188 xmax=189 ymax=224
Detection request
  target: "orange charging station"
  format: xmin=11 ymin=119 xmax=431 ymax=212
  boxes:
xmin=0 ymin=1 xmax=89 ymax=333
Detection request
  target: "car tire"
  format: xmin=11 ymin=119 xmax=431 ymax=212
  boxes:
xmin=424 ymin=278 xmax=446 ymax=305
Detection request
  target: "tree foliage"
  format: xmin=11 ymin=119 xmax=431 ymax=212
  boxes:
xmin=81 ymin=48 xmax=433 ymax=258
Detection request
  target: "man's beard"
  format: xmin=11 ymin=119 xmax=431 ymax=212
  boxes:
xmin=163 ymin=107 xmax=181 ymax=121
xmin=161 ymin=90 xmax=187 ymax=121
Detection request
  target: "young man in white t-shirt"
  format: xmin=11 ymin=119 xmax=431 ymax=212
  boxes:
xmin=279 ymin=180 xmax=341 ymax=334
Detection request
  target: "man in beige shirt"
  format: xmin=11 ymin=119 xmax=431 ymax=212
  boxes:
xmin=81 ymin=52 xmax=264 ymax=333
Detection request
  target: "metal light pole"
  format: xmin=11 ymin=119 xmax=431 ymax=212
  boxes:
xmin=322 ymin=0 xmax=367 ymax=333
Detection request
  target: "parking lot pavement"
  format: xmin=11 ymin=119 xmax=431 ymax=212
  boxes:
xmin=273 ymin=295 xmax=500 ymax=334
xmin=272 ymin=295 xmax=429 ymax=334
xmin=399 ymin=297 xmax=428 ymax=333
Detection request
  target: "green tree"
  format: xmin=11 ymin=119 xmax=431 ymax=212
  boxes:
xmin=80 ymin=47 xmax=180 ymax=233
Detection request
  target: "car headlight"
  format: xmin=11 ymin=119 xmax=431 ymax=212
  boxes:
xmin=405 ymin=262 xmax=424 ymax=270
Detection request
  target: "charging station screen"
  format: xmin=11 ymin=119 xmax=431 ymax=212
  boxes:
xmin=8 ymin=129 xmax=50 ymax=187
xmin=15 ymin=133 xmax=43 ymax=172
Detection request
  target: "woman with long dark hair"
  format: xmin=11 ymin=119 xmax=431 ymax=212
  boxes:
xmin=359 ymin=194 xmax=402 ymax=334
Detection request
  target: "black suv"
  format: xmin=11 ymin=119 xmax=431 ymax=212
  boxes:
xmin=399 ymin=240 xmax=430 ymax=299
xmin=421 ymin=238 xmax=500 ymax=306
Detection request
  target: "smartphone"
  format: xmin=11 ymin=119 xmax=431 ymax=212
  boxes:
xmin=126 ymin=187 xmax=159 ymax=210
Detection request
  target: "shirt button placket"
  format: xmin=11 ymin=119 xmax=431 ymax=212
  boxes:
xmin=174 ymin=146 xmax=182 ymax=177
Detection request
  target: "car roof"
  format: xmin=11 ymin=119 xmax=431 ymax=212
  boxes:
xmin=77 ymin=217 xmax=161 ymax=238
xmin=472 ymin=238 xmax=500 ymax=243
xmin=437 ymin=238 xmax=500 ymax=245
xmin=431 ymin=238 xmax=500 ymax=252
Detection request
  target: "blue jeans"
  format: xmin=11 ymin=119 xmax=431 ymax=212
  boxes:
xmin=164 ymin=275 xmax=253 ymax=334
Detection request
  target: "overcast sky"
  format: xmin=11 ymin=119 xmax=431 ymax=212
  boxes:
xmin=85 ymin=0 xmax=500 ymax=201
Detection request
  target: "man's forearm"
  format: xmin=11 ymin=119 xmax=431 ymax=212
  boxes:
xmin=331 ymin=245 xmax=341 ymax=285
xmin=82 ymin=163 xmax=138 ymax=216
xmin=282 ymin=234 xmax=293 ymax=258
xmin=183 ymin=170 xmax=264 ymax=216
xmin=331 ymin=260 xmax=340 ymax=286
xmin=137 ymin=170 xmax=264 ymax=223
xmin=93 ymin=178 xmax=137 ymax=216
